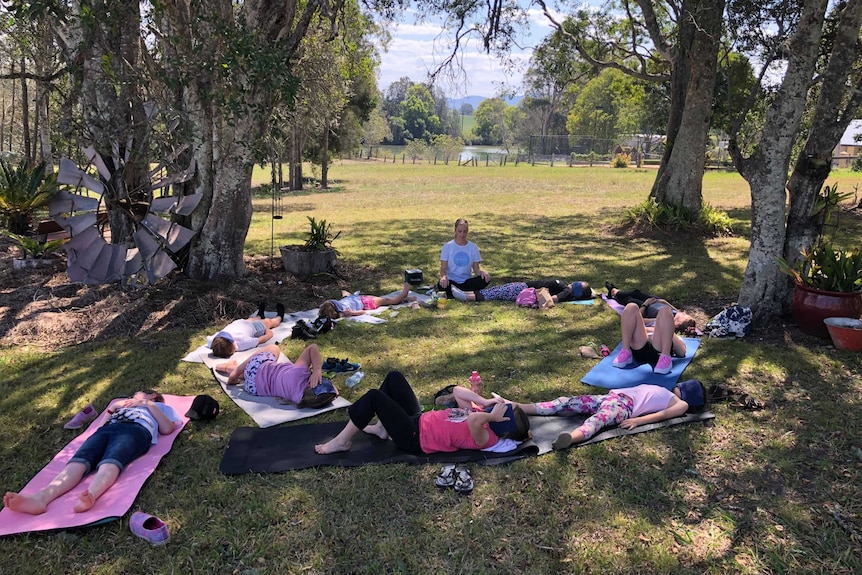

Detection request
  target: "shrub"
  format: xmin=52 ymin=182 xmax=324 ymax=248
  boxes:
xmin=612 ymin=153 xmax=630 ymax=168
xmin=851 ymin=157 xmax=862 ymax=172
xmin=0 ymin=157 xmax=59 ymax=234
xmin=623 ymin=198 xmax=734 ymax=236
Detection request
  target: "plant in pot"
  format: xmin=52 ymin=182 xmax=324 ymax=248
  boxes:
xmin=280 ymin=216 xmax=341 ymax=276
xmin=3 ymin=230 xmax=65 ymax=269
xmin=0 ymin=157 xmax=59 ymax=235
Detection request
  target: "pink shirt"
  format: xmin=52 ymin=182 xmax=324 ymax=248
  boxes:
xmin=255 ymin=360 xmax=310 ymax=403
xmin=418 ymin=409 xmax=498 ymax=453
xmin=618 ymin=385 xmax=674 ymax=417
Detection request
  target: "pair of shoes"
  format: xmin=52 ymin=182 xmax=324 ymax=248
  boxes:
xmin=730 ymin=393 xmax=764 ymax=411
xmin=322 ymin=358 xmax=359 ymax=372
xmin=605 ymin=281 xmax=616 ymax=294
xmin=454 ymin=465 xmax=473 ymax=494
xmin=63 ymin=404 xmax=97 ymax=430
xmin=291 ymin=320 xmax=317 ymax=340
xmin=130 ymin=512 xmax=170 ymax=546
xmin=451 ymin=286 xmax=468 ymax=301
xmin=257 ymin=300 xmax=267 ymax=319
xmin=552 ymin=432 xmax=574 ymax=450
xmin=276 ymin=303 xmax=285 ymax=321
xmin=612 ymin=348 xmax=632 ymax=368
xmin=653 ymin=354 xmax=673 ymax=374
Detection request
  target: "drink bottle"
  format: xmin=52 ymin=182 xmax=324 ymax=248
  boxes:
xmin=600 ymin=344 xmax=610 ymax=357
xmin=346 ymin=371 xmax=365 ymax=388
xmin=469 ymin=371 xmax=482 ymax=394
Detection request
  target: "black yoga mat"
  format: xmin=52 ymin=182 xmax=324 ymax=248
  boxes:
xmin=219 ymin=421 xmax=540 ymax=474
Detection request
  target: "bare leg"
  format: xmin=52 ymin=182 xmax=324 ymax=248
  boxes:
xmin=4 ymin=462 xmax=88 ymax=515
xmin=651 ymin=307 xmax=686 ymax=356
xmin=73 ymin=463 xmax=120 ymax=513
xmin=620 ymin=303 xmax=649 ymax=352
xmin=374 ymin=283 xmax=416 ymax=307
xmin=262 ymin=317 xmax=282 ymax=329
xmin=315 ymin=420 xmax=362 ymax=454
xmin=363 ymin=421 xmax=390 ymax=441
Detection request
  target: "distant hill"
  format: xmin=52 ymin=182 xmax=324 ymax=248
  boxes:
xmin=449 ymin=95 xmax=523 ymax=111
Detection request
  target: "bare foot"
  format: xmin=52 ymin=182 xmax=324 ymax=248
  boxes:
xmin=406 ymin=295 xmax=417 ymax=302
xmin=4 ymin=491 xmax=49 ymax=515
xmin=314 ymin=438 xmax=352 ymax=454
xmin=73 ymin=490 xmax=96 ymax=513
xmin=363 ymin=422 xmax=390 ymax=440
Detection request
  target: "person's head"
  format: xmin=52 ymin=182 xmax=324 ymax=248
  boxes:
xmin=674 ymin=379 xmax=706 ymax=413
xmin=486 ymin=404 xmax=532 ymax=441
xmin=319 ymin=301 xmax=340 ymax=320
xmin=453 ymin=218 xmax=469 ymax=244
xmin=211 ymin=332 xmax=236 ymax=358
xmin=673 ymin=310 xmax=696 ymax=332
xmin=570 ymin=281 xmax=592 ymax=300
xmin=134 ymin=390 xmax=165 ymax=403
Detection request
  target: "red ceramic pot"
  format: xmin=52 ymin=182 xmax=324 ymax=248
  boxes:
xmin=791 ymin=283 xmax=862 ymax=339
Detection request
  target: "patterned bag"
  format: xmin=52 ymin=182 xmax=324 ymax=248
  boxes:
xmin=705 ymin=305 xmax=752 ymax=338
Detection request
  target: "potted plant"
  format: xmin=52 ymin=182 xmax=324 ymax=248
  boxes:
xmin=778 ymin=243 xmax=862 ymax=338
xmin=280 ymin=216 xmax=340 ymax=276
xmin=3 ymin=230 xmax=65 ymax=269
xmin=0 ymin=157 xmax=59 ymax=234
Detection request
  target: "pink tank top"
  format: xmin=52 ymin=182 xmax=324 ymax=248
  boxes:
xmin=418 ymin=409 xmax=498 ymax=453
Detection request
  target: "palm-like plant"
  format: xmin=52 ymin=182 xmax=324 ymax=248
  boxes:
xmin=0 ymin=157 xmax=59 ymax=234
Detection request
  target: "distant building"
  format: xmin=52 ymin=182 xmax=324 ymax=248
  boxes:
xmin=832 ymin=119 xmax=862 ymax=168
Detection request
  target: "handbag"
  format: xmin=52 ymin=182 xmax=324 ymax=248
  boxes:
xmin=536 ymin=287 xmax=555 ymax=309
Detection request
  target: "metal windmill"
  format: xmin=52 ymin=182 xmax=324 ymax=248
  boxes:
xmin=48 ymin=145 xmax=201 ymax=285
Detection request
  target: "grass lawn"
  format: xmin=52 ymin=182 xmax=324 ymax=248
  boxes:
xmin=1 ymin=161 xmax=861 ymax=574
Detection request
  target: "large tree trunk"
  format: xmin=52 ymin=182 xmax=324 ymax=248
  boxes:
xmin=649 ymin=0 xmax=724 ymax=212
xmin=731 ymin=0 xmax=829 ymax=318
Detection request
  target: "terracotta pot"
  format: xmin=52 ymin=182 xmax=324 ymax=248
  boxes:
xmin=279 ymin=246 xmax=337 ymax=276
xmin=823 ymin=317 xmax=862 ymax=351
xmin=791 ymin=283 xmax=862 ymax=339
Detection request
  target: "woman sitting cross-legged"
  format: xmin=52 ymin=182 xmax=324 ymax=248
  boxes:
xmin=314 ymin=371 xmax=530 ymax=455
xmin=512 ymin=380 xmax=706 ymax=450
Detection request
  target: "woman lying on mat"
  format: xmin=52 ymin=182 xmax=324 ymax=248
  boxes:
xmin=215 ymin=343 xmax=327 ymax=403
xmin=314 ymin=370 xmax=530 ymax=455
xmin=4 ymin=390 xmax=181 ymax=515
xmin=318 ymin=282 xmax=417 ymax=320
xmin=613 ymin=302 xmax=687 ymax=375
xmin=512 ymin=380 xmax=706 ymax=450
xmin=451 ymin=279 xmax=592 ymax=303
xmin=605 ymin=281 xmax=696 ymax=332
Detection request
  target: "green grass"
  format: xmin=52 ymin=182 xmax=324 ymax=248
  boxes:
xmin=2 ymin=162 xmax=862 ymax=574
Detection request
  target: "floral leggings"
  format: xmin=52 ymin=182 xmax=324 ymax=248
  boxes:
xmin=534 ymin=392 xmax=634 ymax=440
xmin=478 ymin=282 xmax=529 ymax=301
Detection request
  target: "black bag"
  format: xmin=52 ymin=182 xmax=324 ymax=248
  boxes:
xmin=311 ymin=315 xmax=333 ymax=335
xmin=291 ymin=320 xmax=317 ymax=340
xmin=297 ymin=378 xmax=338 ymax=409
xmin=433 ymin=384 xmax=457 ymax=407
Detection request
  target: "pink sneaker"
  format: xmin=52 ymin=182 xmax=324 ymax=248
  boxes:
xmin=63 ymin=404 xmax=97 ymax=430
xmin=612 ymin=348 xmax=632 ymax=368
xmin=130 ymin=512 xmax=170 ymax=546
xmin=654 ymin=354 xmax=673 ymax=374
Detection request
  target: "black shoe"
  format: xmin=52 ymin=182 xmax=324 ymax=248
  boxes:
xmin=276 ymin=303 xmax=285 ymax=321
xmin=605 ymin=281 xmax=616 ymax=294
xmin=257 ymin=300 xmax=267 ymax=319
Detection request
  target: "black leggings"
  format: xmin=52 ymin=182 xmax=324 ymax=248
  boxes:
xmin=437 ymin=276 xmax=489 ymax=297
xmin=346 ymin=371 xmax=423 ymax=454
xmin=611 ymin=288 xmax=654 ymax=307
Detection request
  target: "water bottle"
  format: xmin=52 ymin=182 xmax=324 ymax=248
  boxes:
xmin=346 ymin=371 xmax=365 ymax=388
xmin=469 ymin=371 xmax=482 ymax=395
xmin=599 ymin=344 xmax=610 ymax=357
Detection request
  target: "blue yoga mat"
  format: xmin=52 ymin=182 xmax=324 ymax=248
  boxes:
xmin=581 ymin=338 xmax=701 ymax=390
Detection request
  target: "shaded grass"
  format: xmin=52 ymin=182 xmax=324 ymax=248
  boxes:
xmin=2 ymin=162 xmax=862 ymax=574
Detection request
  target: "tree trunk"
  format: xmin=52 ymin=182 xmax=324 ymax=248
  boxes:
xmin=19 ymin=57 xmax=32 ymax=167
xmin=650 ymin=0 xmax=724 ymax=212
xmin=732 ymin=0 xmax=829 ymax=318
xmin=320 ymin=125 xmax=329 ymax=189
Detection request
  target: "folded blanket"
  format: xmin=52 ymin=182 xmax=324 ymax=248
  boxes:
xmin=203 ymin=349 xmax=351 ymax=428
xmin=219 ymin=421 xmax=540 ymax=474
xmin=0 ymin=395 xmax=193 ymax=537
xmin=182 ymin=291 xmax=429 ymax=363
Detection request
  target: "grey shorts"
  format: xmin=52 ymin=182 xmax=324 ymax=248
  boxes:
xmin=249 ymin=320 xmax=266 ymax=338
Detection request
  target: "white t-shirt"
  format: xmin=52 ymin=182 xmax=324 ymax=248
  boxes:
xmin=440 ymin=240 xmax=482 ymax=284
xmin=107 ymin=403 xmax=181 ymax=444
xmin=205 ymin=319 xmax=260 ymax=352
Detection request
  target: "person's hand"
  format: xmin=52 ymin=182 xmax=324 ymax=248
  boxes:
xmin=489 ymin=392 xmax=508 ymax=405
xmin=618 ymin=418 xmax=639 ymax=430
xmin=308 ymin=367 xmax=322 ymax=388
xmin=487 ymin=401 xmax=510 ymax=422
xmin=216 ymin=360 xmax=237 ymax=374
xmin=439 ymin=277 xmax=449 ymax=289
xmin=480 ymin=270 xmax=490 ymax=282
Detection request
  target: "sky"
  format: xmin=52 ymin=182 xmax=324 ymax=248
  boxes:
xmin=374 ymin=8 xmax=560 ymax=99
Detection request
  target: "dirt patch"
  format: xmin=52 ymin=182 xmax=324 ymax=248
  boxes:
xmin=0 ymin=236 xmax=381 ymax=349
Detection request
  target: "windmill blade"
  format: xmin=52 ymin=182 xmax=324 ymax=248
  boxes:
xmin=150 ymin=196 xmax=178 ymax=213
xmin=141 ymin=214 xmax=195 ymax=252
xmin=150 ymin=157 xmax=196 ymax=191
xmin=145 ymin=249 xmax=177 ymax=284
xmin=82 ymin=146 xmax=111 ymax=181
xmin=64 ymin=227 xmax=105 ymax=282
xmin=143 ymin=101 xmax=157 ymax=119
xmin=173 ymin=192 xmax=202 ymax=216
xmin=148 ymin=144 xmax=189 ymax=179
xmin=53 ymin=212 xmax=98 ymax=236
xmin=48 ymin=190 xmax=100 ymax=217
xmin=81 ymin=242 xmax=126 ymax=284
xmin=57 ymin=158 xmax=104 ymax=195
xmin=133 ymin=227 xmax=161 ymax=262
xmin=124 ymin=248 xmax=143 ymax=279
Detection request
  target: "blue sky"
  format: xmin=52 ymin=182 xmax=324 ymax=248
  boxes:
xmin=374 ymin=8 xmax=560 ymax=98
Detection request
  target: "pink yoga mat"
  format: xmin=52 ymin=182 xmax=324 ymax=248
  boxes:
xmin=0 ymin=394 xmax=193 ymax=537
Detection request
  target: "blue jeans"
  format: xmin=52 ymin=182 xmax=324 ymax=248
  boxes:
xmin=69 ymin=422 xmax=153 ymax=473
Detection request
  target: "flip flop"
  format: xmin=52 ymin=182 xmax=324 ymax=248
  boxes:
xmin=552 ymin=432 xmax=574 ymax=450
xmin=730 ymin=393 xmax=764 ymax=411
xmin=707 ymin=383 xmax=735 ymax=401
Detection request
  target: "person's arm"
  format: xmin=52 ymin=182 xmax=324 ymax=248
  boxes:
xmin=257 ymin=327 xmax=274 ymax=344
xmin=452 ymin=386 xmax=503 ymax=409
xmin=466 ymin=402 xmax=509 ymax=446
xmin=294 ymin=343 xmax=323 ymax=387
xmin=114 ymin=398 xmax=179 ymax=434
xmin=340 ymin=308 xmax=366 ymax=317
xmin=439 ymin=260 xmax=449 ymax=289
xmin=618 ymin=397 xmax=688 ymax=429
xmin=227 ymin=344 xmax=281 ymax=384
